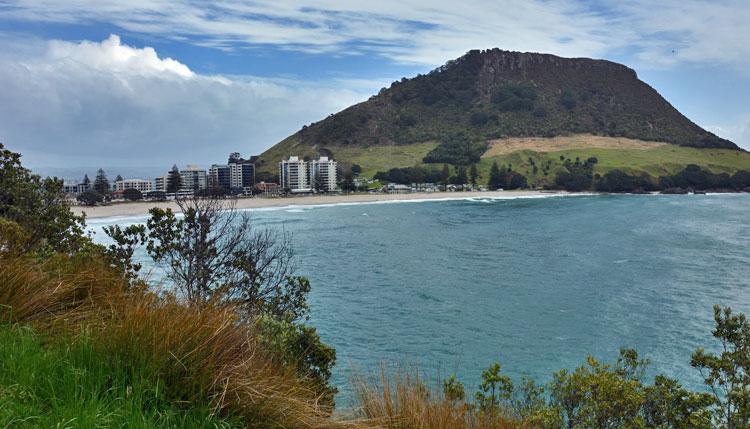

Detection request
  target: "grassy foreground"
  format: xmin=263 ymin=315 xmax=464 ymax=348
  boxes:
xmin=0 ymin=324 xmax=238 ymax=428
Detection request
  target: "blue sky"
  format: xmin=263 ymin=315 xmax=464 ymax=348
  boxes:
xmin=0 ymin=0 xmax=748 ymax=169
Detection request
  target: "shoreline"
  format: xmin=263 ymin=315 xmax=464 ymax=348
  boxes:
xmin=76 ymin=190 xmax=573 ymax=220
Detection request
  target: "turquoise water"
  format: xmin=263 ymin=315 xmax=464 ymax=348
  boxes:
xmin=89 ymin=194 xmax=750 ymax=404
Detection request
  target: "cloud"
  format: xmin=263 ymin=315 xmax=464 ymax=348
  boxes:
xmin=0 ymin=35 xmax=382 ymax=166
xmin=1 ymin=0 xmax=748 ymax=69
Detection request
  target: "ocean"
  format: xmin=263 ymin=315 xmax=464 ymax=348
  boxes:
xmin=88 ymin=193 xmax=750 ymax=405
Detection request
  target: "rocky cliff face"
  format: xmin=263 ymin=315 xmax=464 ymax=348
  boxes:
xmin=275 ymin=49 xmax=737 ymax=152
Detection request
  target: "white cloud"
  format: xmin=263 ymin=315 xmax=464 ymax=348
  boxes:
xmin=0 ymin=35 xmax=381 ymax=166
xmin=1 ymin=0 xmax=748 ymax=68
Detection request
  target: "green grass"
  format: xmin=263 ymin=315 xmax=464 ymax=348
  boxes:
xmin=258 ymin=135 xmax=750 ymax=187
xmin=0 ymin=324 xmax=240 ymax=428
xmin=477 ymin=146 xmax=750 ymax=187
xmin=255 ymin=136 xmax=438 ymax=177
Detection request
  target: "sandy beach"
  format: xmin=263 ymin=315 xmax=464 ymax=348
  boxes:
xmin=75 ymin=190 xmax=568 ymax=220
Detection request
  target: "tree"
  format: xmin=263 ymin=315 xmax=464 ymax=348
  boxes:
xmin=81 ymin=173 xmax=91 ymax=188
xmin=470 ymin=164 xmax=478 ymax=185
xmin=115 ymin=174 xmax=123 ymax=182
xmin=443 ymin=374 xmax=466 ymax=403
xmin=103 ymin=196 xmax=337 ymax=402
xmin=122 ymin=188 xmax=143 ymax=201
xmin=488 ymin=161 xmax=504 ymax=190
xmin=0 ymin=143 xmax=88 ymax=254
xmin=441 ymin=164 xmax=451 ymax=186
xmin=692 ymin=305 xmax=750 ymax=429
xmin=167 ymin=164 xmax=182 ymax=193
xmin=93 ymin=168 xmax=110 ymax=195
xmin=341 ymin=171 xmax=355 ymax=193
xmin=313 ymin=171 xmax=324 ymax=193
xmin=475 ymin=361 xmax=514 ymax=414
xmin=351 ymin=164 xmax=362 ymax=176
xmin=77 ymin=190 xmax=104 ymax=206
xmin=452 ymin=166 xmax=468 ymax=185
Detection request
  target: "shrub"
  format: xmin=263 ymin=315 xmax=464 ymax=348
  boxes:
xmin=122 ymin=188 xmax=143 ymax=201
xmin=77 ymin=190 xmax=104 ymax=206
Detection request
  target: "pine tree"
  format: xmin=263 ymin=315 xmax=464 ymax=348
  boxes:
xmin=167 ymin=164 xmax=182 ymax=193
xmin=115 ymin=174 xmax=123 ymax=182
xmin=93 ymin=168 xmax=110 ymax=194
xmin=81 ymin=174 xmax=90 ymax=186
xmin=488 ymin=161 xmax=505 ymax=190
xmin=441 ymin=164 xmax=450 ymax=186
xmin=454 ymin=166 xmax=468 ymax=185
xmin=469 ymin=164 xmax=478 ymax=185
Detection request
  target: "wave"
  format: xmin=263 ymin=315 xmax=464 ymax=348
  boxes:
xmin=85 ymin=192 xmax=600 ymax=225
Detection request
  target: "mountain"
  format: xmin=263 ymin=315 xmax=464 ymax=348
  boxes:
xmin=256 ymin=49 xmax=742 ymax=176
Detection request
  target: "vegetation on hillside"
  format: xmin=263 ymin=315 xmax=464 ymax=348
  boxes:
xmin=259 ymin=48 xmax=737 ymax=169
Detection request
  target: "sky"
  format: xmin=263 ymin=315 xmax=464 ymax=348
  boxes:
xmin=0 ymin=0 xmax=749 ymax=172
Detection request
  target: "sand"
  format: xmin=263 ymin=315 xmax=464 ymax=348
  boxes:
xmin=75 ymin=190 xmax=568 ymax=220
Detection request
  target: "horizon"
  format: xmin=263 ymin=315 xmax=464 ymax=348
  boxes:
xmin=1 ymin=0 xmax=749 ymax=170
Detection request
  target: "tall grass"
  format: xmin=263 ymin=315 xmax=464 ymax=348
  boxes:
xmin=0 ymin=324 xmax=239 ymax=428
xmin=353 ymin=368 xmax=525 ymax=429
xmin=0 ymin=253 xmax=358 ymax=428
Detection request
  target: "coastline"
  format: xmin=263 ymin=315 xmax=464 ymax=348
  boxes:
xmin=75 ymin=190 xmax=572 ymax=220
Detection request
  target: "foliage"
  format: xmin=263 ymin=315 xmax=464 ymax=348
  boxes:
xmin=488 ymin=161 xmax=528 ymax=190
xmin=691 ymin=305 xmax=750 ymax=429
xmin=77 ymin=189 xmax=105 ymax=206
xmin=167 ymin=164 xmax=182 ymax=193
xmin=659 ymin=164 xmax=733 ymax=191
xmin=93 ymin=168 xmax=110 ymax=195
xmin=103 ymin=196 xmax=337 ymax=403
xmin=554 ymin=157 xmax=596 ymax=191
xmin=122 ymin=188 xmax=143 ymax=201
xmin=595 ymin=169 xmax=655 ymax=193
xmin=0 ymin=143 xmax=89 ymax=255
xmin=423 ymin=132 xmax=488 ymax=165
xmin=374 ymin=165 xmax=445 ymax=184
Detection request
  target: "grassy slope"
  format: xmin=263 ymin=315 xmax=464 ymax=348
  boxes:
xmin=256 ymin=136 xmax=438 ymax=178
xmin=0 ymin=324 xmax=239 ymax=428
xmin=258 ymin=135 xmax=750 ymax=186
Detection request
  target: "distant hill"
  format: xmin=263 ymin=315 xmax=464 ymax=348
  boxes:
xmin=256 ymin=49 xmax=742 ymax=176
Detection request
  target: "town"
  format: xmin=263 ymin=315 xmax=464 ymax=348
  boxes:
xmin=63 ymin=152 xmax=485 ymax=205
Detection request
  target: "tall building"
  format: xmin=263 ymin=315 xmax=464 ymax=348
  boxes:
xmin=209 ymin=161 xmax=255 ymax=192
xmin=279 ymin=156 xmax=310 ymax=192
xmin=180 ymin=165 xmax=207 ymax=191
xmin=115 ymin=179 xmax=153 ymax=192
xmin=229 ymin=162 xmax=255 ymax=190
xmin=308 ymin=156 xmax=337 ymax=192
xmin=208 ymin=164 xmax=231 ymax=190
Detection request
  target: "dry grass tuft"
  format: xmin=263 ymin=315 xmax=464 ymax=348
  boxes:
xmin=353 ymin=367 xmax=525 ymax=429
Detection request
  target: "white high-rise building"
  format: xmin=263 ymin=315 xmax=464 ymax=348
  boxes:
xmin=180 ymin=165 xmax=207 ymax=191
xmin=308 ymin=156 xmax=337 ymax=192
xmin=279 ymin=156 xmax=311 ymax=192
xmin=115 ymin=179 xmax=153 ymax=192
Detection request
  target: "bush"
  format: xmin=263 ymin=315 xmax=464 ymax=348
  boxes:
xmin=77 ymin=190 xmax=104 ymax=206
xmin=122 ymin=188 xmax=143 ymax=201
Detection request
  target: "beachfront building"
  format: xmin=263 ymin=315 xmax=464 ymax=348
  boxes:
xmin=115 ymin=178 xmax=153 ymax=192
xmin=180 ymin=165 xmax=208 ymax=192
xmin=308 ymin=156 xmax=337 ymax=192
xmin=279 ymin=156 xmax=310 ymax=193
xmin=153 ymin=175 xmax=167 ymax=192
xmin=254 ymin=181 xmax=281 ymax=196
xmin=209 ymin=161 xmax=256 ymax=193
xmin=208 ymin=164 xmax=231 ymax=190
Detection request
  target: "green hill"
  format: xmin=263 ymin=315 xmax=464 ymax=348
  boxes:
xmin=256 ymin=49 xmax=745 ymax=178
